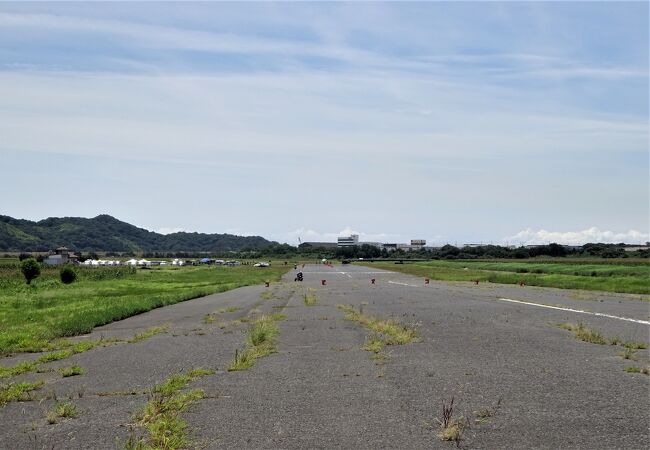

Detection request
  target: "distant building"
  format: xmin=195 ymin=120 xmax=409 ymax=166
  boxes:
xmin=411 ymin=239 xmax=426 ymax=249
xmin=337 ymin=234 xmax=359 ymax=247
xmin=624 ymin=245 xmax=650 ymax=252
xmin=43 ymin=246 xmax=78 ymax=266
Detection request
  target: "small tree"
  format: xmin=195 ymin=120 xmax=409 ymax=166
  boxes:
xmin=60 ymin=266 xmax=77 ymax=284
xmin=20 ymin=258 xmax=41 ymax=285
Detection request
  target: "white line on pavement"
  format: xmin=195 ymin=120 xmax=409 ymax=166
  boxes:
xmin=338 ymin=271 xmax=353 ymax=278
xmin=497 ymin=298 xmax=650 ymax=325
xmin=304 ymin=271 xmax=390 ymax=274
xmin=388 ymin=280 xmax=421 ymax=288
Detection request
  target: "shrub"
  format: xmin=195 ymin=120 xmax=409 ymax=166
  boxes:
xmin=60 ymin=266 xmax=77 ymax=284
xmin=20 ymin=258 xmax=41 ymax=285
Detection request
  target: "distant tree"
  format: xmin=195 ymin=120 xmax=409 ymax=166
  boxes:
xmin=18 ymin=253 xmax=32 ymax=261
xmin=20 ymin=258 xmax=41 ymax=285
xmin=35 ymin=254 xmax=44 ymax=263
xmin=60 ymin=265 xmax=77 ymax=284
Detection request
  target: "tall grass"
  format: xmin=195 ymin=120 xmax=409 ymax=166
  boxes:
xmin=367 ymin=260 xmax=650 ymax=294
xmin=0 ymin=266 xmax=289 ymax=355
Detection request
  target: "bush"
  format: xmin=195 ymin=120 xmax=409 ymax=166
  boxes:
xmin=60 ymin=266 xmax=77 ymax=284
xmin=18 ymin=253 xmax=32 ymax=261
xmin=20 ymin=258 xmax=41 ymax=285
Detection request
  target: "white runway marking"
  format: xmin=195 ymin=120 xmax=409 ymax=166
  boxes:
xmin=497 ymin=298 xmax=650 ymax=325
xmin=306 ymin=271 xmax=389 ymax=275
xmin=338 ymin=271 xmax=353 ymax=278
xmin=388 ymin=280 xmax=421 ymax=288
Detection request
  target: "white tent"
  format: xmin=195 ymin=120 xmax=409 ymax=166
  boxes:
xmin=125 ymin=259 xmax=138 ymax=266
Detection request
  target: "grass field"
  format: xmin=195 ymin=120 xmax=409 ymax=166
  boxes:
xmin=0 ymin=265 xmax=289 ymax=355
xmin=363 ymin=260 xmax=650 ymax=295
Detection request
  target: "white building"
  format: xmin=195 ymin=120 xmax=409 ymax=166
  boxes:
xmin=337 ymin=234 xmax=359 ymax=247
xmin=43 ymin=247 xmax=78 ymax=266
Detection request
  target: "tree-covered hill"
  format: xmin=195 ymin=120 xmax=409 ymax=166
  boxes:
xmin=0 ymin=214 xmax=275 ymax=252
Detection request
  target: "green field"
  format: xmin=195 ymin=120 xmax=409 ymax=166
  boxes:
xmin=363 ymin=260 xmax=650 ymax=295
xmin=0 ymin=264 xmax=289 ymax=355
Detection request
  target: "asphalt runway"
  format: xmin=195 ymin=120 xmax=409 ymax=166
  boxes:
xmin=1 ymin=264 xmax=648 ymax=449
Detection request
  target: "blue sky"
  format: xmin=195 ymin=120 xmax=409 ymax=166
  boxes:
xmin=0 ymin=2 xmax=648 ymax=245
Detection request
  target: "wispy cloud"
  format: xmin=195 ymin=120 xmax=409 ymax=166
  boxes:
xmin=0 ymin=3 xmax=646 ymax=242
xmin=504 ymin=228 xmax=649 ymax=246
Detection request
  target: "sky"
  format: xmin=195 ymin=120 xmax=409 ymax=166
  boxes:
xmin=0 ymin=2 xmax=648 ymax=246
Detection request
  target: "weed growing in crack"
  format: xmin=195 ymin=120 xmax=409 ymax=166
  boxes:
xmin=46 ymin=401 xmax=79 ymax=424
xmin=127 ymin=325 xmax=169 ymax=344
xmin=557 ymin=322 xmax=606 ymax=345
xmin=362 ymin=334 xmax=385 ymax=354
xmin=619 ymin=348 xmax=638 ymax=360
xmin=436 ymin=397 xmax=468 ymax=447
xmin=337 ymin=304 xmax=421 ymax=346
xmin=227 ymin=314 xmax=284 ymax=371
xmin=127 ymin=368 xmax=214 ymax=449
xmin=59 ymin=365 xmax=84 ymax=377
xmin=0 ymin=381 xmax=44 ymax=405
xmin=303 ymin=289 xmax=318 ymax=306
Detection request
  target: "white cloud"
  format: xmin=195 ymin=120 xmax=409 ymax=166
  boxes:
xmin=504 ymin=227 xmax=649 ymax=246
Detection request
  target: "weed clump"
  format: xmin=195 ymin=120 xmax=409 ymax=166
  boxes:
xmin=337 ymin=304 xmax=421 ymax=346
xmin=0 ymin=360 xmax=38 ymax=379
xmin=47 ymin=401 xmax=79 ymax=423
xmin=0 ymin=380 xmax=44 ymax=405
xmin=59 ymin=365 xmax=84 ymax=377
xmin=303 ymin=289 xmax=318 ymax=306
xmin=436 ymin=397 xmax=467 ymax=447
xmin=227 ymin=314 xmax=283 ymax=371
xmin=557 ymin=322 xmax=606 ymax=345
xmin=127 ymin=325 xmax=168 ymax=344
xmin=362 ymin=334 xmax=385 ymax=354
xmin=129 ymin=368 xmax=214 ymax=449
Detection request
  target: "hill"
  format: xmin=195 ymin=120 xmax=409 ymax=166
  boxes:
xmin=0 ymin=214 xmax=275 ymax=252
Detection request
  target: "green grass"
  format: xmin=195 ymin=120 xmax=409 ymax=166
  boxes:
xmin=36 ymin=349 xmax=74 ymax=363
xmin=361 ymin=333 xmax=385 ymax=354
xmin=0 ymin=380 xmax=44 ymax=405
xmin=624 ymin=366 xmax=649 ymax=375
xmin=557 ymin=323 xmax=649 ymax=356
xmin=46 ymin=401 xmax=79 ymax=423
xmin=129 ymin=367 xmax=215 ymax=450
xmin=0 ymin=265 xmax=289 ymax=355
xmin=303 ymin=289 xmax=318 ymax=306
xmin=59 ymin=365 xmax=84 ymax=377
xmin=0 ymin=338 xmax=116 ymax=379
xmin=337 ymin=304 xmax=421 ymax=345
xmin=227 ymin=314 xmax=283 ymax=371
xmin=557 ymin=322 xmax=607 ymax=345
xmin=127 ymin=325 xmax=169 ymax=344
xmin=0 ymin=360 xmax=38 ymax=378
xmin=364 ymin=260 xmax=650 ymax=294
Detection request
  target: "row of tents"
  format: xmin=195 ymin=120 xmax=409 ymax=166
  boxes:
xmin=80 ymin=258 xmax=243 ymax=267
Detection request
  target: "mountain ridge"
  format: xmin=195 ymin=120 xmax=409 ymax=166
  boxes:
xmin=0 ymin=214 xmax=275 ymax=252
